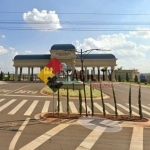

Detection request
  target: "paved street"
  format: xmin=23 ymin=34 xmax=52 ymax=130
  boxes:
xmin=0 ymin=82 xmax=150 ymax=150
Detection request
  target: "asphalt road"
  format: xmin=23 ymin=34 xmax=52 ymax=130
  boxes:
xmin=0 ymin=81 xmax=150 ymax=150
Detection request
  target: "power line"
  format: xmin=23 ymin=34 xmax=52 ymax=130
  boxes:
xmin=0 ymin=27 xmax=150 ymax=31
xmin=1 ymin=12 xmax=150 ymax=15
xmin=1 ymin=21 xmax=150 ymax=25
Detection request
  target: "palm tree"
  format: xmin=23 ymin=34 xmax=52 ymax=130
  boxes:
xmin=117 ymin=66 xmax=123 ymax=70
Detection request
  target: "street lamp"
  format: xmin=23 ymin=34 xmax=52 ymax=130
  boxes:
xmin=75 ymin=49 xmax=111 ymax=116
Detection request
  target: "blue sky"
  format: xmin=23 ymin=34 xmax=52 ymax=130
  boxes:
xmin=0 ymin=0 xmax=150 ymax=73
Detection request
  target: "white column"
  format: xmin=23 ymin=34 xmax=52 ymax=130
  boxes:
xmin=31 ymin=67 xmax=34 ymax=81
xmin=15 ymin=67 xmax=18 ymax=81
xmin=28 ymin=67 xmax=30 ymax=81
xmin=111 ymin=66 xmax=115 ymax=82
xmin=19 ymin=67 xmax=22 ymax=81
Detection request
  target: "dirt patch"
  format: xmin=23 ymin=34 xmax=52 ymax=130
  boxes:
xmin=41 ymin=113 xmax=148 ymax=122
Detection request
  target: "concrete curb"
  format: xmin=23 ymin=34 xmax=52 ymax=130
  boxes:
xmin=35 ymin=112 xmax=150 ymax=127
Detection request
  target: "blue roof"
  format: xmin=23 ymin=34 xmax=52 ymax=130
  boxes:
xmin=51 ymin=44 xmax=76 ymax=51
xmin=77 ymin=54 xmax=116 ymax=59
xmin=14 ymin=54 xmax=116 ymax=60
xmin=14 ymin=54 xmax=51 ymax=60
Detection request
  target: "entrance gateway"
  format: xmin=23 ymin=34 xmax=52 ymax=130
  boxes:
xmin=13 ymin=44 xmax=117 ymax=82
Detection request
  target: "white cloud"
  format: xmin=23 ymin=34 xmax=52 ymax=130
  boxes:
xmin=75 ymin=33 xmax=150 ymax=73
xmin=76 ymin=33 xmax=148 ymax=58
xmin=9 ymin=47 xmax=15 ymax=51
xmin=23 ymin=8 xmax=62 ymax=31
xmin=0 ymin=46 xmax=8 ymax=54
xmin=25 ymin=50 xmax=32 ymax=54
xmin=1 ymin=35 xmax=5 ymax=38
xmin=129 ymin=27 xmax=150 ymax=38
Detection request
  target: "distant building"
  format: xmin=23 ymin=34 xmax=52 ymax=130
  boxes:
xmin=13 ymin=44 xmax=117 ymax=82
xmin=114 ymin=69 xmax=140 ymax=82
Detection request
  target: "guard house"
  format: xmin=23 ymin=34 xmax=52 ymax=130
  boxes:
xmin=13 ymin=44 xmax=117 ymax=82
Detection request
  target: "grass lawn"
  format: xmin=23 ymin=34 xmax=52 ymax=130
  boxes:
xmin=42 ymin=85 xmax=105 ymax=98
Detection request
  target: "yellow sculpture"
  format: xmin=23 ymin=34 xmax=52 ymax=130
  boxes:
xmin=38 ymin=67 xmax=55 ymax=84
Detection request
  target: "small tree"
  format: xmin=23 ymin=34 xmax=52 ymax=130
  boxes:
xmin=134 ymin=75 xmax=138 ymax=82
xmin=90 ymin=83 xmax=94 ymax=116
xmin=57 ymin=88 xmax=60 ymax=115
xmin=118 ymin=75 xmax=122 ymax=82
xmin=126 ymin=72 xmax=129 ymax=82
xmin=129 ymin=84 xmax=132 ymax=117
xmin=112 ymin=83 xmax=118 ymax=118
xmin=99 ymin=83 xmax=106 ymax=116
xmin=79 ymin=89 xmax=82 ymax=115
xmin=138 ymin=84 xmax=143 ymax=119
xmin=0 ymin=71 xmax=4 ymax=80
xmin=8 ymin=72 xmax=10 ymax=81
xmin=66 ymin=87 xmax=69 ymax=115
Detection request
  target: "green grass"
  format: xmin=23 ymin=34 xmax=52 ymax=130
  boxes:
xmin=42 ymin=85 xmax=105 ymax=98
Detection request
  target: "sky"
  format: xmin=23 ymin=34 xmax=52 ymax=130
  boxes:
xmin=0 ymin=0 xmax=150 ymax=73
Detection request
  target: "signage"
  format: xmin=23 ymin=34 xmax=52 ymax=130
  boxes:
xmin=38 ymin=58 xmax=63 ymax=92
xmin=56 ymin=52 xmax=71 ymax=56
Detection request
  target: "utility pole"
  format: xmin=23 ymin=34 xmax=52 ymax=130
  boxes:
xmin=80 ymin=49 xmax=88 ymax=116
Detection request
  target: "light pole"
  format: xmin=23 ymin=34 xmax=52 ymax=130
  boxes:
xmin=76 ymin=49 xmax=111 ymax=116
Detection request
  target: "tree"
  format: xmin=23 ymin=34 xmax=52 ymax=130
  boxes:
xmin=8 ymin=72 xmax=10 ymax=81
xmin=0 ymin=71 xmax=4 ymax=81
xmin=126 ymin=72 xmax=129 ymax=82
xmin=117 ymin=66 xmax=123 ymax=70
xmin=118 ymin=75 xmax=122 ymax=82
xmin=134 ymin=75 xmax=138 ymax=82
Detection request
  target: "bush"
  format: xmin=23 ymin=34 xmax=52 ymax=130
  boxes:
xmin=145 ymin=82 xmax=147 ymax=85
xmin=122 ymin=79 xmax=126 ymax=82
xmin=118 ymin=75 xmax=122 ymax=82
xmin=134 ymin=75 xmax=138 ymax=82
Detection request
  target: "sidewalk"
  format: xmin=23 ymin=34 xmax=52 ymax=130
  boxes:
xmin=0 ymin=81 xmax=8 ymax=84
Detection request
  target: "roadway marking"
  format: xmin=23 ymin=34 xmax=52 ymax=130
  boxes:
xmin=24 ymin=100 xmax=39 ymax=116
xmin=94 ymin=103 xmax=109 ymax=114
xmin=5 ymin=84 xmax=31 ymax=95
xmin=0 ymin=99 xmax=16 ymax=112
xmin=126 ymin=103 xmax=150 ymax=116
xmin=75 ymin=127 xmax=105 ymax=150
xmin=129 ymin=126 xmax=143 ymax=150
xmin=69 ymin=102 xmax=78 ymax=113
xmin=0 ymin=98 xmax=5 ymax=102
xmin=15 ymin=90 xmax=38 ymax=94
xmin=117 ymin=104 xmax=139 ymax=116
xmin=41 ymin=101 xmax=50 ymax=113
xmin=9 ymin=118 xmax=30 ymax=150
xmin=0 ymin=94 xmax=50 ymax=98
xmin=82 ymin=102 xmax=92 ymax=114
xmin=114 ymin=88 xmax=124 ymax=92
xmin=19 ymin=124 xmax=70 ymax=150
xmin=118 ymin=84 xmax=150 ymax=94
xmin=8 ymin=100 xmax=28 ymax=115
xmin=105 ymin=103 xmax=124 ymax=115
xmin=141 ymin=104 xmax=150 ymax=111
